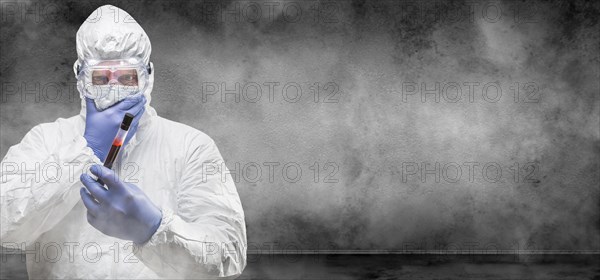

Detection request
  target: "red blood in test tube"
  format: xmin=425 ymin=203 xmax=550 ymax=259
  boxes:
xmin=99 ymin=113 xmax=134 ymax=184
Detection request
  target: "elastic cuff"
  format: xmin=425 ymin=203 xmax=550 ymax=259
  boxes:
xmin=145 ymin=207 xmax=174 ymax=247
xmin=72 ymin=135 xmax=102 ymax=164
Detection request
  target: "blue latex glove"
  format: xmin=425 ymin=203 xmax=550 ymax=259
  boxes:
xmin=83 ymin=96 xmax=146 ymax=161
xmin=80 ymin=164 xmax=162 ymax=244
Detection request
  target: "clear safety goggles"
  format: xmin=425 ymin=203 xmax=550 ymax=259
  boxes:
xmin=76 ymin=59 xmax=151 ymax=99
xmin=91 ymin=67 xmax=139 ymax=86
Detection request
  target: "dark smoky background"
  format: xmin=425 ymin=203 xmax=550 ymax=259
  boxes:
xmin=1 ymin=0 xmax=599 ymax=254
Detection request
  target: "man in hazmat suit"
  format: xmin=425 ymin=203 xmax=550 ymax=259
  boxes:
xmin=0 ymin=5 xmax=247 ymax=279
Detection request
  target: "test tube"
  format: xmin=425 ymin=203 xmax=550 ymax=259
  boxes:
xmin=104 ymin=113 xmax=134 ymax=169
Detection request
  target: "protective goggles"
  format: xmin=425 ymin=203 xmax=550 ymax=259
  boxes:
xmin=91 ymin=67 xmax=139 ymax=86
xmin=76 ymin=59 xmax=151 ymax=99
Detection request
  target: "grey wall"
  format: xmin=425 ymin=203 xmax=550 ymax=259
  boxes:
xmin=1 ymin=0 xmax=599 ymax=252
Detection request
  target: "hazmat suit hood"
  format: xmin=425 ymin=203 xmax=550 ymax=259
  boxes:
xmin=74 ymin=5 xmax=157 ymax=144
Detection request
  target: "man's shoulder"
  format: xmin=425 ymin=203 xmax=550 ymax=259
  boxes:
xmin=15 ymin=115 xmax=83 ymax=152
xmin=31 ymin=115 xmax=83 ymax=137
xmin=152 ymin=116 xmax=215 ymax=146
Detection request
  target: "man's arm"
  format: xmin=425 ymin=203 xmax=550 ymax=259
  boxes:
xmin=135 ymin=135 xmax=247 ymax=278
xmin=1 ymin=121 xmax=101 ymax=245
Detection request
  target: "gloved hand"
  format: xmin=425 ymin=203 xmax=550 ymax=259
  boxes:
xmin=80 ymin=164 xmax=162 ymax=244
xmin=83 ymin=96 xmax=146 ymax=161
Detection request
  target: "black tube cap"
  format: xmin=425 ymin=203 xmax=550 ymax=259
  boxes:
xmin=120 ymin=113 xmax=135 ymax=131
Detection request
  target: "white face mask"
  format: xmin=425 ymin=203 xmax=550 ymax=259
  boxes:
xmin=91 ymin=84 xmax=140 ymax=111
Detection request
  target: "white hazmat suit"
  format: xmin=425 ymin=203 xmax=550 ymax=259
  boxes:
xmin=0 ymin=5 xmax=247 ymax=279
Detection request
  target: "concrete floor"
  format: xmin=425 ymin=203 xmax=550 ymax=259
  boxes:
xmin=2 ymin=254 xmax=598 ymax=279
xmin=240 ymin=255 xmax=600 ymax=279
